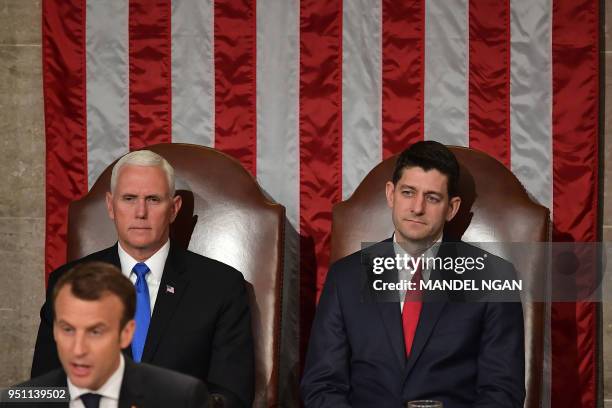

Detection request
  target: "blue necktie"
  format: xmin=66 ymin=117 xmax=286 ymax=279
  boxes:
xmin=131 ymin=262 xmax=151 ymax=362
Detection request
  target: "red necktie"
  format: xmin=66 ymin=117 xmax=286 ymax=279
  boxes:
xmin=402 ymin=266 xmax=423 ymax=357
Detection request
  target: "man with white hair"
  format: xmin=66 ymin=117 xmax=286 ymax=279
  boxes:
xmin=32 ymin=150 xmax=254 ymax=408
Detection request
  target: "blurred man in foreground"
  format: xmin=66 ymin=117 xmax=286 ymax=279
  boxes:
xmin=32 ymin=150 xmax=253 ymax=407
xmin=17 ymin=262 xmax=209 ymax=407
xmin=301 ymin=141 xmax=525 ymax=407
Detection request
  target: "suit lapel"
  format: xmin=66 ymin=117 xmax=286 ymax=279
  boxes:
xmin=101 ymin=244 xmax=132 ymax=360
xmin=375 ymin=301 xmax=407 ymax=368
xmin=401 ymin=301 xmax=446 ymax=382
xmin=402 ymin=240 xmax=456 ymax=382
xmin=118 ymin=359 xmax=145 ymax=408
xmin=36 ymin=369 xmax=68 ymax=408
xmin=49 ymin=370 xmax=69 ymax=408
xmin=50 ymin=369 xmax=68 ymax=387
xmin=366 ymin=239 xmax=407 ymax=369
xmin=141 ymin=242 xmax=189 ymax=362
xmin=99 ymin=243 xmax=121 ymax=267
xmin=81 ymin=245 xmax=135 ymax=362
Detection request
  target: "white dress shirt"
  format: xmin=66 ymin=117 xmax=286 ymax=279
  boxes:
xmin=393 ymin=234 xmax=442 ymax=310
xmin=67 ymin=354 xmax=125 ymax=408
xmin=118 ymin=240 xmax=170 ymax=312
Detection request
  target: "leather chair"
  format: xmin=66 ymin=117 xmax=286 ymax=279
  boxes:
xmin=66 ymin=143 xmax=284 ymax=407
xmin=330 ymin=146 xmax=548 ymax=408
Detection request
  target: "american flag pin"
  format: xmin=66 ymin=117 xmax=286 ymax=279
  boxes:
xmin=166 ymin=285 xmax=175 ymax=294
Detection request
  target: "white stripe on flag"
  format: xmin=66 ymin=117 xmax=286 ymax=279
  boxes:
xmin=171 ymin=0 xmax=215 ymax=146
xmin=510 ymin=1 xmax=553 ymax=406
xmin=86 ymin=0 xmax=129 ymax=189
xmin=509 ymin=0 xmax=553 ymax=211
xmin=424 ymin=0 xmax=469 ymax=146
xmin=341 ymin=0 xmax=383 ymax=200
xmin=255 ymin=4 xmax=301 ymax=405
xmin=255 ymin=0 xmax=300 ymax=228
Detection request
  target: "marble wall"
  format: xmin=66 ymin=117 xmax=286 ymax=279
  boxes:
xmin=1 ymin=0 xmax=612 ymax=404
xmin=0 ymin=0 xmax=44 ymax=387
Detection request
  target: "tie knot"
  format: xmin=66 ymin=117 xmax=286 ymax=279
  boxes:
xmin=411 ymin=265 xmax=423 ymax=283
xmin=80 ymin=393 xmax=101 ymax=408
xmin=132 ymin=262 xmax=150 ymax=279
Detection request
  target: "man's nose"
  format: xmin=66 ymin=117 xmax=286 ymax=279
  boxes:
xmin=410 ymin=194 xmax=425 ymax=215
xmin=72 ymin=333 xmax=88 ymax=356
xmin=135 ymin=198 xmax=147 ymax=218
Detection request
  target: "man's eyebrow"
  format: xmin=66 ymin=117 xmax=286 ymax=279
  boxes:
xmin=85 ymin=322 xmax=108 ymax=331
xmin=397 ymin=183 xmax=416 ymax=190
xmin=398 ymin=184 xmax=443 ymax=196
xmin=424 ymin=190 xmax=443 ymax=197
xmin=55 ymin=319 xmax=72 ymax=326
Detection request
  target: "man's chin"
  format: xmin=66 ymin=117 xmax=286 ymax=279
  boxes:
xmin=395 ymin=232 xmax=441 ymax=251
xmin=123 ymin=238 xmax=156 ymax=251
xmin=126 ymin=230 xmax=153 ymax=240
xmin=70 ymin=378 xmax=93 ymax=389
xmin=120 ymin=238 xmax=166 ymax=259
xmin=397 ymin=230 xmax=429 ymax=243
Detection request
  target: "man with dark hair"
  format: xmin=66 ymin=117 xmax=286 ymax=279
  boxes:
xmin=391 ymin=140 xmax=460 ymax=197
xmin=32 ymin=150 xmax=253 ymax=408
xmin=16 ymin=262 xmax=210 ymax=408
xmin=301 ymin=141 xmax=525 ymax=407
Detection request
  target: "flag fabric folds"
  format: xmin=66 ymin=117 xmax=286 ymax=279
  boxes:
xmin=42 ymin=0 xmax=600 ymax=406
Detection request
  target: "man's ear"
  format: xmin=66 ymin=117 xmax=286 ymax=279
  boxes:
xmin=105 ymin=192 xmax=115 ymax=220
xmin=169 ymin=194 xmax=182 ymax=223
xmin=446 ymin=196 xmax=461 ymax=222
xmin=119 ymin=320 xmax=136 ymax=349
xmin=385 ymin=181 xmax=395 ymax=209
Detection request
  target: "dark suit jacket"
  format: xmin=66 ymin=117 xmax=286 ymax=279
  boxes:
xmin=301 ymin=238 xmax=525 ymax=408
xmin=31 ymin=241 xmax=254 ymax=408
xmin=10 ymin=358 xmax=209 ymax=408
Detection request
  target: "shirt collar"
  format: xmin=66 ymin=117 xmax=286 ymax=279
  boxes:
xmin=68 ymin=353 xmax=125 ymax=402
xmin=392 ymin=233 xmax=442 ymax=261
xmin=117 ymin=239 xmax=170 ymax=283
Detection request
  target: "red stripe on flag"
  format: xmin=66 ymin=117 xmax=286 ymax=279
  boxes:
xmin=299 ymin=0 xmax=343 ymax=291
xmin=551 ymin=0 xmax=600 ymax=406
xmin=128 ymin=0 xmax=172 ymax=149
xmin=43 ymin=0 xmax=88 ymax=280
xmin=214 ymin=0 xmax=257 ymax=176
xmin=381 ymin=0 xmax=425 ymax=157
xmin=468 ymin=0 xmax=511 ymax=167
xmin=299 ymin=0 xmax=342 ymax=360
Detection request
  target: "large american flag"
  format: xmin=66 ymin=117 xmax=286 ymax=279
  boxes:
xmin=42 ymin=0 xmax=600 ymax=406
